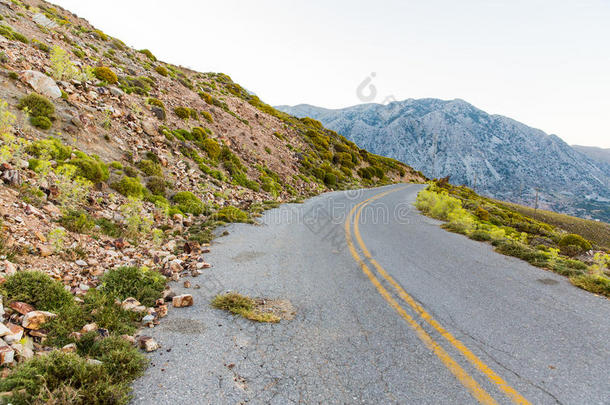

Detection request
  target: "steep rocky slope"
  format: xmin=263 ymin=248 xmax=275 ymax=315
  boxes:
xmin=0 ymin=0 xmax=424 ymax=400
xmin=277 ymin=100 xmax=610 ymax=222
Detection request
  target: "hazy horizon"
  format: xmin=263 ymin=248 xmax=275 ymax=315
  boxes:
xmin=52 ymin=0 xmax=610 ymax=148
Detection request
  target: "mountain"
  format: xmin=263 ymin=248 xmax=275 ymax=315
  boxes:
xmin=277 ymin=100 xmax=610 ymax=222
xmin=572 ymin=145 xmax=610 ymax=170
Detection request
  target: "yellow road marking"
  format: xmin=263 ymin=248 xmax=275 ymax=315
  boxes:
xmin=346 ymin=186 xmax=530 ymax=405
xmin=345 ymin=189 xmax=497 ymax=405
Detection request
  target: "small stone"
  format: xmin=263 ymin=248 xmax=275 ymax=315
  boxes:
xmin=22 ymin=311 xmax=57 ymax=330
xmin=68 ymin=332 xmax=82 ymax=340
xmin=121 ymin=334 xmax=136 ymax=344
xmin=172 ymin=294 xmax=193 ymax=308
xmin=75 ymin=260 xmax=87 ymax=267
xmin=1 ymin=260 xmax=16 ymax=276
xmin=9 ymin=301 xmax=35 ymax=315
xmin=142 ymin=314 xmax=154 ymax=327
xmin=109 ymin=87 xmax=124 ymax=97
xmin=61 ymin=343 xmax=77 ymax=353
xmin=138 ymin=336 xmax=159 ymax=352
xmin=38 ymin=244 xmax=53 ymax=257
xmin=183 ymin=280 xmax=191 ymax=288
xmin=3 ymin=323 xmax=24 ymax=344
xmin=81 ymin=323 xmax=98 ymax=333
xmin=121 ymin=297 xmax=141 ymax=311
xmin=0 ymin=346 xmax=14 ymax=365
xmin=156 ymin=304 xmax=168 ymax=318
xmin=150 ymin=106 xmax=165 ymax=120
xmin=87 ymin=359 xmax=103 ymax=366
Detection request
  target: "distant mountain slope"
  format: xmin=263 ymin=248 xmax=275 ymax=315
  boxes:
xmin=572 ymin=145 xmax=610 ymax=170
xmin=277 ymin=100 xmax=610 ymax=222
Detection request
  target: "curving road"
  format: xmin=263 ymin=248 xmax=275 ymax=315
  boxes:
xmin=132 ymin=184 xmax=610 ymax=404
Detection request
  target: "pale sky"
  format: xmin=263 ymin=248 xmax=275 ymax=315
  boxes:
xmin=52 ymin=0 xmax=610 ymax=148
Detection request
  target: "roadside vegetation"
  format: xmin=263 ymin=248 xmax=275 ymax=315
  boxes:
xmin=416 ymin=179 xmax=610 ymax=297
xmin=0 ymin=267 xmax=161 ymax=404
xmin=212 ymin=293 xmax=280 ymax=323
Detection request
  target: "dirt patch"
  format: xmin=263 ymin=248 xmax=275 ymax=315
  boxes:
xmin=253 ymin=298 xmax=296 ymax=321
xmin=537 ymin=278 xmax=559 ymax=285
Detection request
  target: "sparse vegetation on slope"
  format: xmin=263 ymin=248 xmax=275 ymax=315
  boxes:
xmin=416 ymin=180 xmax=609 ymax=297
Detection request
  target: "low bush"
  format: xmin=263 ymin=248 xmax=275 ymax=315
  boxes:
xmin=1 ymin=271 xmax=74 ymax=312
xmin=27 ymin=137 xmax=71 ymax=161
xmin=147 ymin=97 xmax=165 ymax=109
xmin=146 ymin=176 xmax=166 ymax=195
xmin=210 ymin=206 xmax=249 ymax=223
xmin=201 ymin=111 xmax=213 ymax=123
xmin=172 ymin=191 xmax=207 ymax=216
xmin=18 ymin=93 xmax=55 ymax=120
xmin=59 ymin=209 xmax=95 ymax=234
xmin=137 ymin=159 xmax=162 ymax=177
xmin=93 ymin=66 xmax=118 ymax=84
xmin=100 ymin=266 xmax=165 ymax=307
xmin=112 ymin=176 xmax=145 ymax=198
xmin=68 ymin=156 xmax=109 ymax=183
xmin=570 ymin=274 xmax=610 ymax=297
xmin=155 ymin=65 xmax=168 ymax=76
xmin=558 ymin=233 xmax=592 ymax=253
xmin=201 ymin=138 xmax=221 ymax=160
xmin=0 ymin=351 xmax=132 ymax=405
xmin=174 ymin=106 xmax=191 ymax=119
xmin=139 ymin=49 xmax=156 ymax=61
xmin=212 ymin=293 xmax=279 ymax=323
xmin=29 ymin=115 xmax=52 ymax=130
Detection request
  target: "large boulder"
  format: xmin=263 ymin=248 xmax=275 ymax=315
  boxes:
xmin=20 ymin=70 xmax=62 ymax=99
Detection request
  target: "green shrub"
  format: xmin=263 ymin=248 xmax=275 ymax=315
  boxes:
xmin=210 ymin=206 xmax=248 ymax=223
xmin=191 ymin=127 xmax=207 ymax=142
xmin=172 ymin=191 xmax=207 ymax=216
xmin=0 ymin=352 xmax=132 ymax=405
xmin=112 ymin=176 xmax=145 ymax=198
xmin=201 ymin=111 xmax=213 ymax=123
xmin=155 ymin=65 xmax=168 ymax=76
xmin=100 ymin=266 xmax=165 ymax=307
xmin=26 ymin=137 xmax=72 ymax=161
xmin=570 ymin=274 xmax=610 ymax=297
xmin=137 ymin=159 xmax=162 ymax=177
xmin=174 ymin=106 xmax=191 ymax=119
xmin=59 ymin=210 xmax=95 ymax=234
xmin=469 ymin=229 xmax=492 ymax=241
xmin=202 ymin=138 xmax=221 ymax=160
xmin=1 ymin=271 xmax=74 ymax=311
xmin=110 ymin=161 xmax=123 ymax=170
xmin=18 ymin=93 xmax=55 ymax=119
xmin=69 ymin=157 xmax=109 ymax=183
xmin=139 ymin=49 xmax=156 ymax=61
xmin=29 ymin=115 xmax=52 ymax=129
xmin=146 ymin=176 xmax=166 ymax=195
xmin=147 ymin=97 xmax=165 ymax=109
xmin=93 ymin=66 xmax=118 ymax=84
xmin=558 ymin=234 xmax=592 ymax=252
xmin=323 ymin=172 xmax=337 ymax=187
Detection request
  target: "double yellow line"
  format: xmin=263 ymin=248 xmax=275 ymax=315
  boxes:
xmin=344 ymin=186 xmax=530 ymax=405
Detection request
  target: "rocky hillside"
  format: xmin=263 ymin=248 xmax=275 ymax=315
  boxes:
xmin=277 ymin=100 xmax=610 ymax=222
xmin=0 ymin=0 xmax=423 ymax=401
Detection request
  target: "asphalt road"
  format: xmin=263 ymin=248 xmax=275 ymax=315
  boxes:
xmin=131 ymin=184 xmax=610 ymax=404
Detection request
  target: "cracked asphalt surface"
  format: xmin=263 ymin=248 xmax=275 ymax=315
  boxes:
xmin=131 ymin=184 xmax=610 ymax=404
